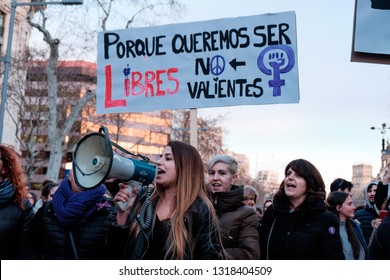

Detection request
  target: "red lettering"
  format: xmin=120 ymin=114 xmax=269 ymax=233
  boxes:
xmin=167 ymin=68 xmax=179 ymax=95
xmin=131 ymin=71 xmax=144 ymax=96
xmin=145 ymin=71 xmax=156 ymax=96
xmin=155 ymin=69 xmax=166 ymax=96
xmin=130 ymin=68 xmax=179 ymax=97
xmin=104 ymin=65 xmax=126 ymax=108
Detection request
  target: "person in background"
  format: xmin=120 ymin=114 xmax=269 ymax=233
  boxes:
xmin=369 ymin=180 xmax=390 ymax=233
xmin=243 ymin=185 xmax=258 ymax=208
xmin=244 ymin=185 xmax=261 ymax=228
xmin=326 ymin=191 xmax=368 ymax=260
xmin=33 ymin=182 xmax=58 ymax=212
xmin=24 ymin=169 xmax=116 ymax=259
xmin=42 ymin=179 xmax=54 ymax=187
xmin=368 ymin=196 xmax=390 ymax=259
xmin=260 ymin=159 xmax=344 ymax=260
xmin=41 ymin=180 xmax=55 ymax=199
xmin=207 ymin=154 xmax=260 ymax=260
xmin=27 ymin=192 xmax=38 ymax=210
xmin=368 ymin=209 xmax=390 ymax=260
xmin=354 ymin=182 xmax=379 ymax=245
xmin=373 ymin=180 xmax=390 ymax=215
xmin=113 ymin=141 xmax=224 ymax=260
xmin=0 ymin=144 xmax=34 ymax=259
xmin=258 ymin=199 xmax=273 ymax=227
xmin=263 ymin=199 xmax=273 ymax=213
xmin=330 ymin=178 xmax=353 ymax=193
xmin=46 ymin=183 xmax=59 ymax=202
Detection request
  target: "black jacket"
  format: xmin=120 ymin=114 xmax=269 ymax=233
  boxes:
xmin=354 ymin=205 xmax=376 ymax=245
xmin=23 ymin=197 xmax=116 ymax=260
xmin=0 ymin=200 xmax=34 ymax=259
xmin=210 ymin=185 xmax=260 ymax=259
xmin=260 ymin=193 xmax=345 ymax=260
xmin=354 ymin=182 xmax=379 ymax=245
xmin=368 ymin=213 xmax=390 ymax=259
xmin=112 ymin=188 xmax=224 ymax=260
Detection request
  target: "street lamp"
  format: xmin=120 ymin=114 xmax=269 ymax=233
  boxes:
xmin=371 ymin=123 xmax=390 ymax=151
xmin=0 ymin=0 xmax=83 ymax=143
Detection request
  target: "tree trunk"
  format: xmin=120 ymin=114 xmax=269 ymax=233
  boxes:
xmin=45 ymin=137 xmax=63 ymax=181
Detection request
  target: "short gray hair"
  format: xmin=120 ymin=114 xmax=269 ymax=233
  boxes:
xmin=207 ymin=154 xmax=238 ymax=175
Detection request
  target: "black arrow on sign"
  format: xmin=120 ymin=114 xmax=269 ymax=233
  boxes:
xmin=229 ymin=58 xmax=246 ymax=70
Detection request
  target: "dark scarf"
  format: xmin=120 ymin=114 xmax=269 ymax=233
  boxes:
xmin=0 ymin=179 xmax=15 ymax=208
xmin=52 ymin=178 xmax=106 ymax=227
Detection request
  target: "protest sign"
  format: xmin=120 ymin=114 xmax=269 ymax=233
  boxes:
xmin=97 ymin=11 xmax=299 ymax=113
xmin=351 ymin=0 xmax=390 ymax=64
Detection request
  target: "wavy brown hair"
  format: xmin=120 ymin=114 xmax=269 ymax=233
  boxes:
xmin=0 ymin=145 xmax=27 ymax=208
xmin=128 ymin=140 xmax=219 ymax=259
xmin=278 ymin=159 xmax=327 ymax=206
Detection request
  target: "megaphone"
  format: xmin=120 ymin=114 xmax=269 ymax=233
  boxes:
xmin=72 ymin=127 xmax=157 ymax=191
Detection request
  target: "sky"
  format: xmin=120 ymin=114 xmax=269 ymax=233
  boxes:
xmin=28 ymin=0 xmax=390 ymax=190
xmin=173 ymin=0 xmax=390 ymax=189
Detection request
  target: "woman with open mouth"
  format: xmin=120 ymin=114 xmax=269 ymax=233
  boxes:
xmin=259 ymin=158 xmax=345 ymax=260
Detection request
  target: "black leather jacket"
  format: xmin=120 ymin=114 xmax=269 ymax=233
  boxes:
xmin=0 ymin=199 xmax=34 ymax=259
xmin=112 ymin=188 xmax=224 ymax=260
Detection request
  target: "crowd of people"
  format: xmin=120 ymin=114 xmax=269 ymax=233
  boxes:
xmin=1 ymin=142 xmax=389 ymax=260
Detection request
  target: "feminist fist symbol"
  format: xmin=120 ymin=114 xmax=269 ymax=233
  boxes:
xmin=257 ymin=45 xmax=295 ymax=97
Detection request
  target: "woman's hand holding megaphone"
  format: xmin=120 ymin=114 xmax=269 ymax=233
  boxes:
xmin=114 ymin=182 xmax=138 ymax=225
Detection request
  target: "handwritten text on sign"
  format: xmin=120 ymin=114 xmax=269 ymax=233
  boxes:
xmin=97 ymin=11 xmax=299 ymax=113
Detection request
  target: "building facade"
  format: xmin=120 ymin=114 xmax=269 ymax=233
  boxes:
xmin=377 ymin=143 xmax=390 ymax=180
xmin=351 ymin=163 xmax=373 ymax=203
xmin=225 ymin=151 xmax=251 ymax=184
xmin=256 ymin=170 xmax=279 ymax=199
xmin=0 ymin=0 xmax=34 ymax=149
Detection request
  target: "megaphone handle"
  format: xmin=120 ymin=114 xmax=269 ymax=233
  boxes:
xmin=115 ymin=185 xmax=133 ymax=212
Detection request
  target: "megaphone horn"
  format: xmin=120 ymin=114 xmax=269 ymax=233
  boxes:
xmin=72 ymin=127 xmax=157 ymax=190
